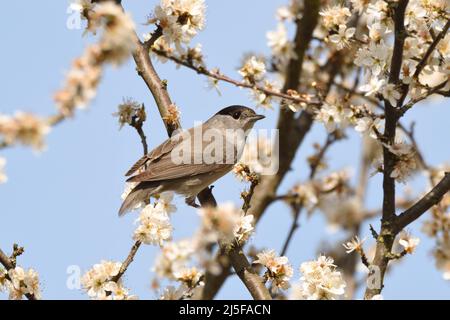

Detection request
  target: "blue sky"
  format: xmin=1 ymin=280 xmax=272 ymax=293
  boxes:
xmin=0 ymin=1 xmax=449 ymax=300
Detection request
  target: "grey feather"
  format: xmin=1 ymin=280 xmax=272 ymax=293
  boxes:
xmin=118 ymin=181 xmax=161 ymax=216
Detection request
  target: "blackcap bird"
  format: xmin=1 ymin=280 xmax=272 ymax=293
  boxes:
xmin=119 ymin=105 xmax=265 ymax=216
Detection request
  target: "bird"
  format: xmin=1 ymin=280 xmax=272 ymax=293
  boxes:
xmin=118 ymin=105 xmax=265 ymax=216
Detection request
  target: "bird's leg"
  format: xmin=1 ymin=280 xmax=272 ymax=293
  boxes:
xmin=185 ymin=196 xmax=200 ymax=208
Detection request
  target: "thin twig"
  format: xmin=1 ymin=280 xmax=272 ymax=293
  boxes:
xmin=280 ymin=133 xmax=337 ymax=256
xmin=151 ymin=48 xmax=321 ymax=107
xmin=413 ymin=20 xmax=450 ymax=80
xmin=110 ymin=241 xmax=142 ymax=283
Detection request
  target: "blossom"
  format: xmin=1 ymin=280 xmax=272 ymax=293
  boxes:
xmin=288 ymin=183 xmax=319 ymax=211
xmin=81 ymin=260 xmax=121 ymax=299
xmin=82 ymin=274 xmax=137 ymax=300
xmin=359 ymin=77 xmax=386 ymax=97
xmin=320 ymin=195 xmax=363 ymax=231
xmin=368 ymin=22 xmax=391 ymax=42
xmin=70 ymin=0 xmax=94 ymax=14
xmin=234 ymin=214 xmax=254 ymax=244
xmin=152 ymin=0 xmax=206 ymax=50
xmin=162 ymin=104 xmax=181 ymax=126
xmin=434 ymin=237 xmax=450 ymax=280
xmin=238 ymin=56 xmax=266 ymax=84
xmin=397 ymin=231 xmax=420 ymax=254
xmin=350 ymin=0 xmax=371 ymax=14
xmin=319 ymin=5 xmax=351 ymax=29
xmin=329 ymin=25 xmax=355 ymax=50
xmin=238 ymin=135 xmax=276 ymax=176
xmin=354 ymin=116 xmax=381 ymax=137
xmin=87 ymin=2 xmax=136 ymax=64
xmin=112 ymin=99 xmax=145 ymax=129
xmin=266 ymin=23 xmax=297 ymax=70
xmin=153 ymin=239 xmax=194 ymax=279
xmin=102 ymin=281 xmax=137 ymax=300
xmin=154 ymin=192 xmax=177 ymax=215
xmin=355 ymin=41 xmax=391 ymax=76
xmin=159 ymin=285 xmax=186 ymax=300
xmin=315 ymin=103 xmax=347 ymax=132
xmin=387 ymin=143 xmax=417 ymax=182
xmin=366 ymin=0 xmax=389 ymax=24
xmin=292 ymin=255 xmax=346 ymax=300
xmin=54 ymin=46 xmax=102 ymax=116
xmin=0 ymin=157 xmax=7 ymax=184
xmin=7 ymin=267 xmax=41 ymax=300
xmin=197 ymin=203 xmax=254 ymax=246
xmin=133 ymin=204 xmax=173 ymax=246
xmin=55 ymin=2 xmax=135 ymax=116
xmin=382 ymin=84 xmax=402 ymax=107
xmin=254 ymin=250 xmax=293 ymax=290
xmin=0 ymin=112 xmax=51 ymax=151
xmin=0 ymin=269 xmax=7 ymax=293
xmin=173 ymin=267 xmax=203 ymax=288
xmin=342 ymin=236 xmax=366 ymax=254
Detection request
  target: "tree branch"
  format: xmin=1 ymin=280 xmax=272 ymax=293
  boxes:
xmin=396 ymin=172 xmax=450 ymax=230
xmin=364 ymin=0 xmax=409 ymax=299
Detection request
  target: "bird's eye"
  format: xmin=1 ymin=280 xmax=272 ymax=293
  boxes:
xmin=232 ymin=112 xmax=241 ymax=119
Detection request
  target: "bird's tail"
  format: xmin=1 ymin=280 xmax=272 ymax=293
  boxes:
xmin=118 ymin=181 xmax=161 ymax=216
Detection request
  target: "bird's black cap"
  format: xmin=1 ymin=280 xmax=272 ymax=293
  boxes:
xmin=215 ymin=105 xmax=255 ymax=116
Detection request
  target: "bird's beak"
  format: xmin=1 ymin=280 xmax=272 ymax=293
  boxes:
xmin=249 ymin=114 xmax=265 ymax=121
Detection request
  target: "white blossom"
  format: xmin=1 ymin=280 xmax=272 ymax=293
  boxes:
xmin=343 ymin=236 xmax=366 ymax=254
xmin=81 ymin=260 xmax=121 ymax=299
xmin=197 ymin=203 xmax=254 ymax=246
xmin=397 ymin=231 xmax=420 ymax=254
xmin=292 ymin=255 xmax=346 ymax=300
xmin=314 ymin=103 xmax=351 ymax=132
xmin=238 ymin=56 xmax=266 ymax=84
xmin=173 ymin=267 xmax=203 ymax=288
xmin=267 ymin=23 xmax=297 ymax=69
xmin=254 ymin=250 xmax=293 ymax=290
xmin=0 ymin=157 xmax=7 ymax=184
xmin=387 ymin=143 xmax=417 ymax=182
xmin=319 ymin=5 xmax=351 ymax=29
xmin=354 ymin=116 xmax=381 ymax=137
xmin=154 ymin=192 xmax=177 ymax=215
xmin=133 ymin=204 xmax=173 ymax=246
xmin=159 ymin=285 xmax=186 ymax=300
xmin=329 ymin=25 xmax=355 ymax=50
xmin=359 ymin=77 xmax=386 ymax=97
xmin=7 ymin=267 xmax=41 ymax=300
xmin=153 ymin=239 xmax=194 ymax=279
xmin=382 ymin=84 xmax=402 ymax=107
xmin=355 ymin=41 xmax=391 ymax=76
xmin=152 ymin=0 xmax=205 ymax=51
xmin=0 ymin=112 xmax=51 ymax=151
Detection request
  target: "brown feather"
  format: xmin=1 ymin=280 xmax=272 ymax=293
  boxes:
xmin=124 ymin=130 xmax=187 ymax=176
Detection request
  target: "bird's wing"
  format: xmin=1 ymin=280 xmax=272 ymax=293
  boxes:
xmin=126 ymin=153 xmax=234 ymax=182
xmin=125 ymin=130 xmax=188 ymax=176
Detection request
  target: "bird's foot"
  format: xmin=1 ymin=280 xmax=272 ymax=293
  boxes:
xmin=185 ymin=196 xmax=200 ymax=208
